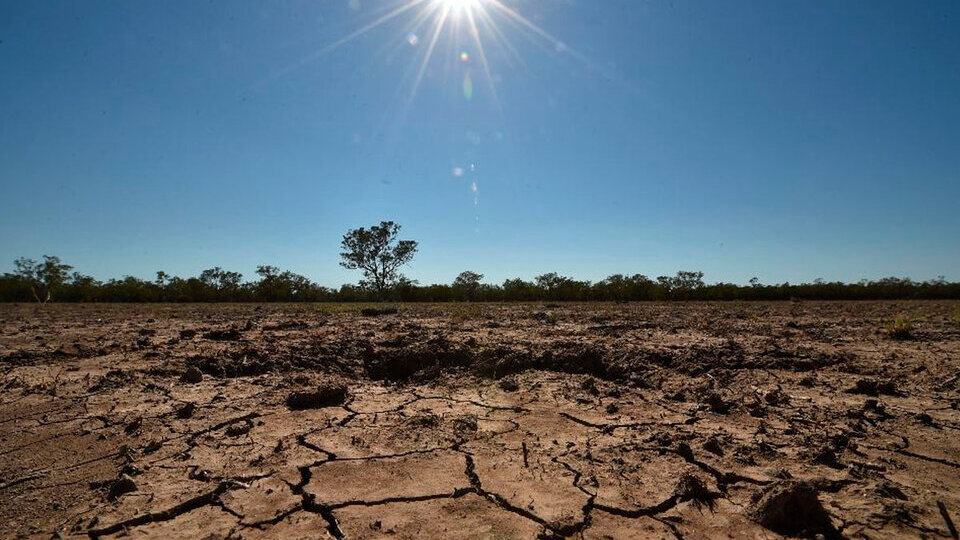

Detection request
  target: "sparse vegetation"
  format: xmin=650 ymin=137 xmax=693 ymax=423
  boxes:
xmin=885 ymin=315 xmax=914 ymax=340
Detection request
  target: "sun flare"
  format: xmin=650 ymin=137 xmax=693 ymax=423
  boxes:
xmin=271 ymin=0 xmax=590 ymax=109
xmin=434 ymin=0 xmax=481 ymax=13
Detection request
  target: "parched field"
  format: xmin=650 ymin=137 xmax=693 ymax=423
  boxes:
xmin=1 ymin=301 xmax=958 ymax=539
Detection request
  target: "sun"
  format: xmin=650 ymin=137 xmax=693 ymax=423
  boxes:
xmin=435 ymin=0 xmax=481 ymax=10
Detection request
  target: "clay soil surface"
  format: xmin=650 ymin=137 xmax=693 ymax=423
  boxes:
xmin=1 ymin=301 xmax=958 ymax=539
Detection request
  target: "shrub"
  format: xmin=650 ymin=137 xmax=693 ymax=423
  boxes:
xmin=884 ymin=316 xmax=914 ymax=340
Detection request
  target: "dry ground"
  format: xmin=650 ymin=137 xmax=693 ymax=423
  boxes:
xmin=0 ymin=301 xmax=958 ymax=539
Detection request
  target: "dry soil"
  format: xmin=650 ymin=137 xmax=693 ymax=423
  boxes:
xmin=0 ymin=301 xmax=958 ymax=539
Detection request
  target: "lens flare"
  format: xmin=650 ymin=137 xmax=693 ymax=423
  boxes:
xmin=462 ymin=73 xmax=473 ymax=100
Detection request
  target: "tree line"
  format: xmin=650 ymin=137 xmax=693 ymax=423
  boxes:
xmin=2 ymin=255 xmax=958 ymax=303
xmin=3 ymin=222 xmax=958 ymax=303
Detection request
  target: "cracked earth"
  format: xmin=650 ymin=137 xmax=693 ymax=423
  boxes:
xmin=0 ymin=301 xmax=958 ymax=539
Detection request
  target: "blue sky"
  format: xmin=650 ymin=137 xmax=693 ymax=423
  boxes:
xmin=1 ymin=0 xmax=958 ymax=287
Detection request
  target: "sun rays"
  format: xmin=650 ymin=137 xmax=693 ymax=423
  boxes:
xmin=267 ymin=0 xmax=587 ymax=107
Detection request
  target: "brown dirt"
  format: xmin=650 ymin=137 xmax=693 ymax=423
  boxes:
xmin=0 ymin=301 xmax=958 ymax=539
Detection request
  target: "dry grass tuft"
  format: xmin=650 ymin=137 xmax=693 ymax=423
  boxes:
xmin=885 ymin=315 xmax=914 ymax=340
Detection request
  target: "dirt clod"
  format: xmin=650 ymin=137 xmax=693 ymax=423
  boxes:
xmin=124 ymin=417 xmax=142 ymax=435
xmin=179 ymin=329 xmax=197 ymax=339
xmin=180 ymin=366 xmax=203 ymax=384
xmin=452 ymin=415 xmax=478 ymax=435
xmin=285 ymin=381 xmax=349 ymax=409
xmin=360 ymin=307 xmax=398 ymax=317
xmin=176 ymin=402 xmax=196 ymax=419
xmin=498 ymin=377 xmax=519 ymax=392
xmin=225 ymin=420 xmax=252 ymax=437
xmin=845 ymin=378 xmax=901 ymax=397
xmin=674 ymin=473 xmax=714 ymax=507
xmin=107 ymin=475 xmax=138 ymax=501
xmin=702 ymin=436 xmax=724 ymax=456
xmin=749 ymin=480 xmax=834 ymax=536
xmin=202 ymin=328 xmax=242 ymax=341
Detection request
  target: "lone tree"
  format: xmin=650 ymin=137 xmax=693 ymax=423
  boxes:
xmin=340 ymin=221 xmax=418 ymax=299
xmin=13 ymin=255 xmax=73 ymax=303
xmin=452 ymin=271 xmax=484 ymax=301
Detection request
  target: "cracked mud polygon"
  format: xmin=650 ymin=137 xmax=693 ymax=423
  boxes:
xmin=1 ymin=302 xmax=958 ymax=539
